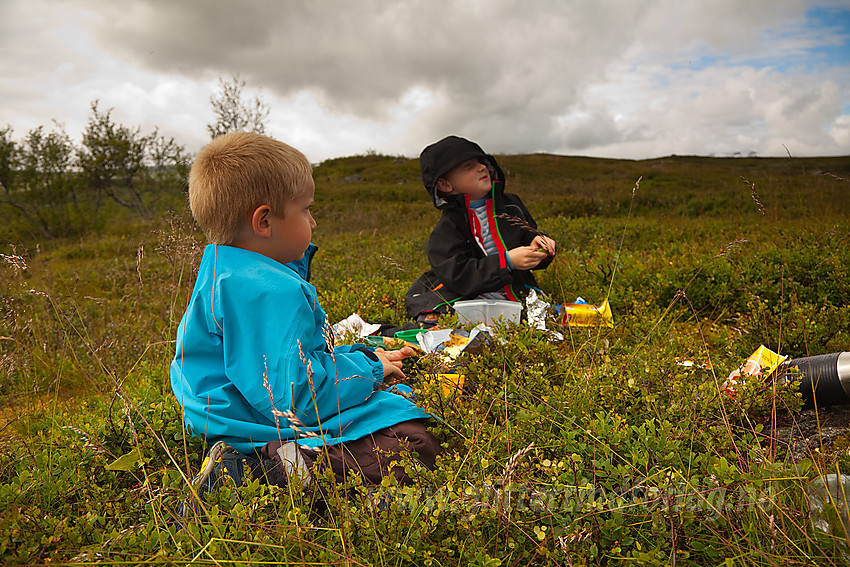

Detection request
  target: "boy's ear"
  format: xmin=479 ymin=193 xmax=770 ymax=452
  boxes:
xmin=435 ymin=178 xmax=452 ymax=194
xmin=250 ymin=205 xmax=273 ymax=238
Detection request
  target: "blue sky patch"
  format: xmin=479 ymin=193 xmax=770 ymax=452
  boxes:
xmin=671 ymin=5 xmax=849 ymax=74
xmin=799 ymin=5 xmax=850 ymax=68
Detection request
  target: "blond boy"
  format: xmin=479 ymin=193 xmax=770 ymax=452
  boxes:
xmin=172 ymin=132 xmax=438 ymax=486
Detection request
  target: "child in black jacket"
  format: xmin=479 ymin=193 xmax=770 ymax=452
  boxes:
xmin=405 ymin=136 xmax=556 ymax=326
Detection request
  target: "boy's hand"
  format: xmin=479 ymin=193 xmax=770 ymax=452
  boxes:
xmin=374 ymin=346 xmax=415 ymax=383
xmin=508 ymin=246 xmax=551 ymax=270
xmin=530 ymin=235 xmax=556 ymax=257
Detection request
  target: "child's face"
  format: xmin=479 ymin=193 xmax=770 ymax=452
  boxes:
xmin=437 ymin=159 xmax=492 ymax=200
xmin=267 ymin=177 xmax=316 ymax=264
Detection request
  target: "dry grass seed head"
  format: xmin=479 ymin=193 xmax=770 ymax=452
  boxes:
xmin=740 ymin=176 xmax=766 ymax=215
xmin=154 ymin=211 xmax=203 ymax=271
xmin=0 ymin=253 xmax=28 ymax=273
xmin=494 ymin=214 xmax=544 ymax=238
xmin=502 ymin=441 xmax=535 ymax=482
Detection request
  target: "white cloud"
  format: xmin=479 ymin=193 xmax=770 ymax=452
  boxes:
xmin=0 ymin=0 xmax=847 ymax=160
xmin=831 ymin=115 xmax=850 ymax=147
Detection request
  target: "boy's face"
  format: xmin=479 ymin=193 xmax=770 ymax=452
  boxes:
xmin=267 ymin=177 xmax=316 ymax=264
xmin=436 ymin=159 xmax=492 ymax=201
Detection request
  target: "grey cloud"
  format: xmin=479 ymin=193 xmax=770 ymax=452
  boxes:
xmin=559 ymin=110 xmax=626 ymax=151
xmin=84 ymin=1 xmax=640 ymax=118
xmin=84 ymin=0 xmax=829 ymax=156
xmin=1 ymin=0 xmax=847 ymax=160
xmin=630 ymin=0 xmax=811 ymax=58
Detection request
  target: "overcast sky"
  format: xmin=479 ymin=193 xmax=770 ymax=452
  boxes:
xmin=1 ymin=0 xmax=848 ymax=162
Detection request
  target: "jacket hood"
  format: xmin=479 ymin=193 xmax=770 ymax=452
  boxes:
xmin=419 ymin=135 xmax=505 ymax=210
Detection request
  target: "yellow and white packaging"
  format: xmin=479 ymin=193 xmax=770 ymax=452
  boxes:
xmin=723 ymin=345 xmax=787 ymax=397
xmin=559 ymin=299 xmax=614 ymax=328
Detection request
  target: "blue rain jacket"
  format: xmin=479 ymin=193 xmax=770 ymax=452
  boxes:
xmin=171 ymin=244 xmax=429 ymax=454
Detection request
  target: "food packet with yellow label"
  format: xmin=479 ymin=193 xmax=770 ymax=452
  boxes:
xmin=723 ymin=345 xmax=787 ymax=397
xmin=435 ymin=373 xmax=465 ymax=397
xmin=558 ymin=298 xmax=614 ymax=328
xmin=737 ymin=345 xmax=787 ymax=379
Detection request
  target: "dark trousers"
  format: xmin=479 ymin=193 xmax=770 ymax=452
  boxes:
xmin=259 ymin=420 xmax=440 ymax=486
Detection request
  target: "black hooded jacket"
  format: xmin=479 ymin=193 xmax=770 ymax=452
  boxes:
xmin=404 ymin=136 xmax=552 ymax=319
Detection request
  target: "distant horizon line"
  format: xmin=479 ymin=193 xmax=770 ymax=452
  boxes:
xmin=317 ymin=150 xmax=850 ymax=164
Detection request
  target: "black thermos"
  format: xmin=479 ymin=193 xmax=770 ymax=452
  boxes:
xmin=778 ymin=352 xmax=850 ymax=407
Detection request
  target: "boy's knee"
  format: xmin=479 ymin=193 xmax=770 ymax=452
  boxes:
xmin=387 ymin=420 xmax=441 ymax=471
xmin=258 ymin=421 xmax=441 ymax=487
xmin=258 ymin=440 xmax=314 ymax=488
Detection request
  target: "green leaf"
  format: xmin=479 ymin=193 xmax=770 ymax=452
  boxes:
xmin=105 ymin=448 xmax=143 ymax=471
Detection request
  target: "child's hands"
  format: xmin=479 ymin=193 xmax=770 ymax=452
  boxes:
xmin=530 ymin=235 xmax=556 ymax=257
xmin=374 ymin=346 xmax=415 ymax=383
xmin=508 ymin=246 xmax=551 ymax=269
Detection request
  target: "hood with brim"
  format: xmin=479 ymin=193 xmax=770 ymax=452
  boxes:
xmin=419 ymin=135 xmax=505 ymax=210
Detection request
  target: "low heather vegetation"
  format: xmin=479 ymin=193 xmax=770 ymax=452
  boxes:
xmin=1 ymin=153 xmax=849 ymax=564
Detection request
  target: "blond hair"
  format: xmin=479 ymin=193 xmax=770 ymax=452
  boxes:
xmin=189 ymin=132 xmax=313 ymax=244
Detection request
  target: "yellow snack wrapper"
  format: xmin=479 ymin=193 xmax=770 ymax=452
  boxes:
xmin=435 ymin=373 xmax=465 ymax=397
xmin=441 ymin=334 xmax=472 ymax=362
xmin=560 ymin=298 xmax=614 ymax=328
xmin=723 ymin=345 xmax=787 ymax=398
xmin=740 ymin=345 xmax=787 ymax=378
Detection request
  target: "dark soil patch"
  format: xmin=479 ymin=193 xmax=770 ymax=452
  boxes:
xmin=770 ymin=405 xmax=850 ymax=463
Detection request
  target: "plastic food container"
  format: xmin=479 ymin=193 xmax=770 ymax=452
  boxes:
xmin=453 ymin=299 xmax=522 ymax=326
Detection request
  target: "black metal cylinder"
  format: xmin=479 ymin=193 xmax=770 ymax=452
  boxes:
xmin=778 ymin=352 xmax=850 ymax=407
